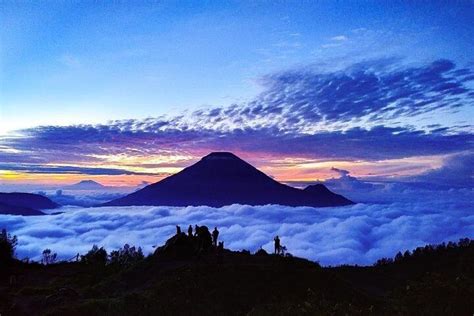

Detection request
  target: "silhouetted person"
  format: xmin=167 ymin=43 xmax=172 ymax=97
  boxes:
xmin=217 ymin=241 xmax=224 ymax=263
xmin=176 ymin=225 xmax=181 ymax=235
xmin=212 ymin=227 xmax=219 ymax=247
xmin=274 ymin=236 xmax=281 ymax=255
xmin=188 ymin=225 xmax=193 ymax=237
xmin=195 ymin=226 xmax=212 ymax=252
xmin=194 ymin=225 xmax=200 ymax=236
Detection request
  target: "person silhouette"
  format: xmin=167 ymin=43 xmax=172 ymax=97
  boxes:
xmin=188 ymin=225 xmax=193 ymax=237
xmin=212 ymin=227 xmax=219 ymax=247
xmin=274 ymin=236 xmax=281 ymax=255
xmin=194 ymin=225 xmax=200 ymax=236
xmin=176 ymin=225 xmax=181 ymax=235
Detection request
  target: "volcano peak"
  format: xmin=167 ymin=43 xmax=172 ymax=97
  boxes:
xmin=103 ymin=152 xmax=353 ymax=207
xmin=202 ymin=152 xmax=239 ymax=160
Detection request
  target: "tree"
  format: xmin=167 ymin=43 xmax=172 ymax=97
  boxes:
xmin=0 ymin=228 xmax=18 ymax=264
xmin=41 ymin=248 xmax=57 ymax=265
xmin=80 ymin=245 xmax=107 ymax=265
xmin=109 ymin=244 xmax=144 ymax=267
xmin=395 ymin=251 xmax=404 ymax=262
xmin=458 ymin=238 xmax=471 ymax=248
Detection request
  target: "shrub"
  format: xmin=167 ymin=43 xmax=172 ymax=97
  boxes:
xmin=80 ymin=245 xmax=107 ymax=265
xmin=109 ymin=244 xmax=144 ymax=267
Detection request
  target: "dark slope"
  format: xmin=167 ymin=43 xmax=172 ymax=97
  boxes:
xmin=0 ymin=202 xmax=45 ymax=216
xmin=0 ymin=193 xmax=58 ymax=215
xmin=104 ymin=152 xmax=353 ymax=207
xmin=2 ymin=236 xmax=472 ymax=315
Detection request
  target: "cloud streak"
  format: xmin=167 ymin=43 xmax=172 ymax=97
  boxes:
xmin=0 ymin=163 xmax=156 ymax=176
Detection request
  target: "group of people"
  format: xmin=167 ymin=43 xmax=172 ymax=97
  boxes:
xmin=176 ymin=224 xmax=221 ymax=248
xmin=176 ymin=225 xmax=285 ymax=255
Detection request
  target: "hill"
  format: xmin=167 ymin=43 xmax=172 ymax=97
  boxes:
xmin=0 ymin=233 xmax=472 ymax=315
xmin=0 ymin=193 xmax=58 ymax=216
xmin=103 ymin=152 xmax=353 ymax=207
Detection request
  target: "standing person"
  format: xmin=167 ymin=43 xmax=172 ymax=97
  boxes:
xmin=274 ymin=236 xmax=281 ymax=255
xmin=188 ymin=225 xmax=193 ymax=237
xmin=212 ymin=227 xmax=219 ymax=247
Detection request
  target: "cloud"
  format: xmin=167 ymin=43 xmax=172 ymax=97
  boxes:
xmin=2 ymin=123 xmax=473 ymax=166
xmin=318 ymin=152 xmax=474 ymax=204
xmin=1 ymin=191 xmax=472 ymax=266
xmin=245 ymin=58 xmax=474 ymax=125
xmin=43 ymin=190 xmax=128 ymax=207
xmin=330 ymin=167 xmax=350 ymax=177
xmin=324 ymin=168 xmax=379 ymax=194
xmin=330 ymin=35 xmax=348 ymax=41
xmin=1 ymin=58 xmax=473 ymax=183
xmin=409 ymin=151 xmax=474 ymax=188
xmin=0 ymin=163 xmax=156 ymax=176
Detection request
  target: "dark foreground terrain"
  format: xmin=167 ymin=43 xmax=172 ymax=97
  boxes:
xmin=1 ymin=235 xmax=473 ymax=316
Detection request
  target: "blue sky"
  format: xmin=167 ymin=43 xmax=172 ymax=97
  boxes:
xmin=0 ymin=1 xmax=473 ymax=187
xmin=2 ymin=1 xmax=473 ymax=131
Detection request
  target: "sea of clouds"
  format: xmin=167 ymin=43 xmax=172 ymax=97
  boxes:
xmin=1 ymin=192 xmax=473 ymax=266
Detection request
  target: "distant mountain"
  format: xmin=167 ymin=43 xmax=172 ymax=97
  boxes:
xmin=0 ymin=192 xmax=59 ymax=216
xmin=65 ymin=180 xmax=105 ymax=190
xmin=103 ymin=152 xmax=353 ymax=207
xmin=303 ymin=183 xmax=351 ymax=204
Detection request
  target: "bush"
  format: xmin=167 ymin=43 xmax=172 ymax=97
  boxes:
xmin=109 ymin=244 xmax=144 ymax=267
xmin=81 ymin=245 xmax=107 ymax=265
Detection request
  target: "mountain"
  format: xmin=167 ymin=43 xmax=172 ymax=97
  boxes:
xmin=65 ymin=180 xmax=106 ymax=190
xmin=0 ymin=192 xmax=59 ymax=216
xmin=103 ymin=152 xmax=353 ymax=207
xmin=303 ymin=183 xmax=351 ymax=204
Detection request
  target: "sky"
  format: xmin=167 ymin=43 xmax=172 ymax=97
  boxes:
xmin=1 ymin=1 xmax=473 ymax=189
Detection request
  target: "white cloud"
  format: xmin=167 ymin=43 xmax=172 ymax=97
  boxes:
xmin=330 ymin=35 xmax=348 ymax=41
xmin=1 ymin=193 xmax=472 ymax=266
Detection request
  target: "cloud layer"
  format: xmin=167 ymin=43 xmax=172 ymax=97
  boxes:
xmin=2 ymin=191 xmax=472 ymax=266
xmin=1 ymin=58 xmax=473 ymax=182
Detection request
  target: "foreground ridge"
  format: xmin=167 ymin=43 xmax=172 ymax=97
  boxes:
xmin=0 ymin=228 xmax=472 ymax=315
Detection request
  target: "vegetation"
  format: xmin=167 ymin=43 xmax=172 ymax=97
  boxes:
xmin=108 ymin=244 xmax=144 ymax=268
xmin=41 ymin=249 xmax=57 ymax=265
xmin=0 ymin=229 xmax=17 ymax=265
xmin=0 ymin=228 xmax=472 ymax=315
xmin=80 ymin=245 xmax=108 ymax=266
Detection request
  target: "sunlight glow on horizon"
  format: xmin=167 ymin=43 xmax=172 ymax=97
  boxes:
xmin=0 ymin=152 xmax=447 ymax=187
